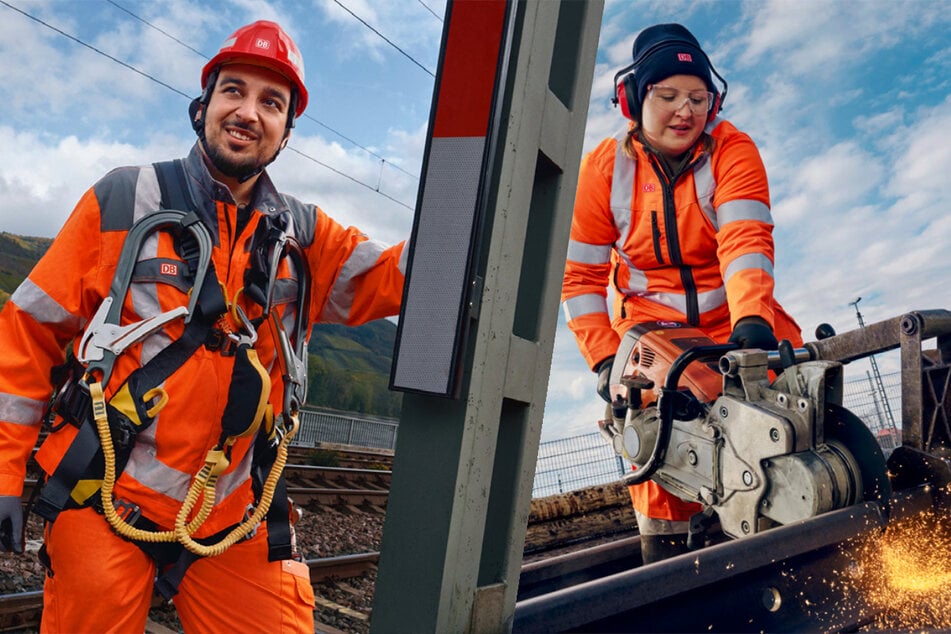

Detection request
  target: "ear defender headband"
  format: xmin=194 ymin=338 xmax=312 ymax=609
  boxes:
xmin=611 ymin=38 xmax=729 ymax=124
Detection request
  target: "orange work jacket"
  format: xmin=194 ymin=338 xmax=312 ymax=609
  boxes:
xmin=0 ymin=144 xmax=406 ymax=535
xmin=562 ymin=120 xmax=802 ymax=520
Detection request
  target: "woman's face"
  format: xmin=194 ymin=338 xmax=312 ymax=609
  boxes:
xmin=640 ymin=74 xmax=709 ymax=158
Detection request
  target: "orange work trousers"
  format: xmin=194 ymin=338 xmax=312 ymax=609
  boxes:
xmin=40 ymin=507 xmax=315 ymax=634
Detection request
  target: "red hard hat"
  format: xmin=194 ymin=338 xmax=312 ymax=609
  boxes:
xmin=202 ymin=21 xmax=308 ymax=117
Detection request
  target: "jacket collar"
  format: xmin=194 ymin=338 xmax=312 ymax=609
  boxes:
xmin=182 ymin=142 xmax=289 ymax=220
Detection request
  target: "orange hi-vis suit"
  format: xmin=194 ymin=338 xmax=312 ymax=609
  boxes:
xmin=562 ymin=120 xmax=802 ymax=522
xmin=0 ymin=144 xmax=406 ymax=631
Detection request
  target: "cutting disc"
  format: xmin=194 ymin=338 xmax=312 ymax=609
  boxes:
xmin=824 ymin=403 xmax=892 ymax=505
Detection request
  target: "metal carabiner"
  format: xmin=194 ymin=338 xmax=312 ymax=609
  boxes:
xmin=228 ymin=304 xmax=258 ymax=347
xmin=77 ymin=210 xmax=214 ymax=385
xmin=79 ymin=298 xmax=188 ymax=363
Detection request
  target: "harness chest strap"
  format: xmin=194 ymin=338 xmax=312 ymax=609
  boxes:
xmin=34 ymin=160 xmax=298 ymax=574
xmin=34 ymin=209 xmax=223 ymax=522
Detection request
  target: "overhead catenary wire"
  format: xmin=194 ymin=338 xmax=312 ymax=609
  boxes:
xmin=0 ymin=0 xmax=421 ymax=210
xmin=1 ymin=0 xmax=191 ymax=100
xmin=416 ymin=0 xmax=443 ymax=22
xmin=331 ymin=0 xmax=436 ymax=77
xmin=105 ymin=0 xmax=205 ymax=58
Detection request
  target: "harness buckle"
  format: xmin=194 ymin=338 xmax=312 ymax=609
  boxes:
xmin=99 ymin=496 xmax=142 ymax=525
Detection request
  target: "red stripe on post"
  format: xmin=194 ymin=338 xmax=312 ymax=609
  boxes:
xmin=432 ymin=0 xmax=508 ymax=138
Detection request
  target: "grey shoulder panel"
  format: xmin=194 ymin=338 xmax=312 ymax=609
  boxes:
xmin=93 ymin=165 xmax=162 ymax=233
xmin=280 ymin=194 xmax=317 ymax=248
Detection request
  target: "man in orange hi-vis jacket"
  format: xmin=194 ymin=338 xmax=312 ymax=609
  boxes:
xmin=0 ymin=21 xmax=405 ymax=632
xmin=562 ymin=23 xmax=802 ymax=564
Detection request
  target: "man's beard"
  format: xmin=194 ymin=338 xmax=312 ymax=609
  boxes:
xmin=204 ymin=138 xmax=264 ymax=181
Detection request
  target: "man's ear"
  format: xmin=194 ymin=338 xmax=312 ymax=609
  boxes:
xmin=279 ymin=134 xmax=290 ymax=151
xmin=188 ymin=98 xmax=205 ymax=133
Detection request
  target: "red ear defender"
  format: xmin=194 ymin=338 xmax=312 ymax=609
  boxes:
xmin=615 ymin=73 xmax=639 ymax=121
xmin=707 ymin=91 xmax=722 ymax=123
xmin=616 ymin=72 xmax=722 ymax=124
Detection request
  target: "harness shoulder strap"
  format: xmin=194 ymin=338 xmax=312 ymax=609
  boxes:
xmin=154 ymin=159 xmax=195 ymax=217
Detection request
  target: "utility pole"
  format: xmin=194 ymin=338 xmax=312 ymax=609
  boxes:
xmin=866 ymin=370 xmax=885 ymax=430
xmin=849 ymin=297 xmax=898 ymax=432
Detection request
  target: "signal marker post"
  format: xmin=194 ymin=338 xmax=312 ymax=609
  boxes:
xmin=375 ymin=1 xmax=603 ymax=632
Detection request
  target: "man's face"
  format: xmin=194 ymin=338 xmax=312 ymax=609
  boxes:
xmin=201 ymin=63 xmax=293 ymax=182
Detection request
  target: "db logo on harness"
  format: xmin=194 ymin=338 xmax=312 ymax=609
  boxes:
xmin=160 ymin=263 xmax=178 ymax=276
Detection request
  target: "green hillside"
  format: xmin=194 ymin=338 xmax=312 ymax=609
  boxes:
xmin=0 ymin=232 xmax=52 ymax=297
xmin=0 ymin=233 xmax=401 ymax=417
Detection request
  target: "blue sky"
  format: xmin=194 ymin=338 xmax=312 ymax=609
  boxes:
xmin=2 ymin=0 xmax=950 ymax=441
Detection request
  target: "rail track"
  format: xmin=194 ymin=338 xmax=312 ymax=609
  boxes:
xmin=21 ymin=463 xmax=393 ymax=510
xmin=6 ymin=447 xmax=636 ymax=633
xmin=7 ymin=446 xmax=396 ymax=632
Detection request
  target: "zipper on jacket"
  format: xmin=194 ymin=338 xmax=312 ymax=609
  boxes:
xmin=650 ymin=211 xmax=665 ymax=264
xmin=648 ymin=154 xmax=701 ymax=326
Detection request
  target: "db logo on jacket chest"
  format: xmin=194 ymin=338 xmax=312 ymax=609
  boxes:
xmin=160 ymin=263 xmax=178 ymax=276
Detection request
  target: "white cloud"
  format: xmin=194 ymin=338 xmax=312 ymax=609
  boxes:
xmin=0 ymin=127 xmax=190 ymax=237
xmin=3 ymin=0 xmax=950 ymax=444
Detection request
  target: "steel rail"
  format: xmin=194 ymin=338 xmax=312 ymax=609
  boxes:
xmin=513 ymin=486 xmax=933 ymax=633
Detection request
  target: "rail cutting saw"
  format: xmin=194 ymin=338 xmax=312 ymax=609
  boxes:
xmin=598 ymin=321 xmax=893 ymax=541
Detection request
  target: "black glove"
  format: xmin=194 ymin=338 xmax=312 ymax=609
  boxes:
xmin=596 ymin=356 xmax=615 ymax=403
xmin=729 ymin=316 xmax=778 ymax=351
xmin=0 ymin=495 xmax=24 ymax=554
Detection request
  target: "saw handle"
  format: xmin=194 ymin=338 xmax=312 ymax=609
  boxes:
xmin=624 ymin=344 xmax=737 ymax=486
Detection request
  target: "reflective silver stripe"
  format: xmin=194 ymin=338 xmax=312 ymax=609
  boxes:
xmin=562 ymin=293 xmax=608 ymax=322
xmin=10 ymin=279 xmax=84 ymax=331
xmin=131 ymin=226 xmax=170 ymax=365
xmin=724 ymin=252 xmax=774 ymax=285
xmin=117 ymin=410 xmax=255 ymax=500
xmin=717 ymin=199 xmax=773 ymax=226
xmin=216 ymin=447 xmax=254 ymax=502
xmin=697 ymin=285 xmax=728 ymax=312
xmin=610 ymin=133 xmax=635 ymax=246
xmin=134 ymin=166 xmax=162 ymax=224
xmin=397 ymin=243 xmax=408 ymax=275
xmin=0 ymin=392 xmax=45 ymax=425
xmin=323 ymin=238 xmax=391 ymax=323
xmin=615 ymin=262 xmax=648 ymax=294
xmin=124 ymin=429 xmax=190 ymax=502
xmin=124 ymin=412 xmax=253 ymax=505
xmin=622 ymin=285 xmax=727 ymax=315
xmin=693 ymin=155 xmax=717 ymax=230
xmin=567 ymin=239 xmax=612 ymax=265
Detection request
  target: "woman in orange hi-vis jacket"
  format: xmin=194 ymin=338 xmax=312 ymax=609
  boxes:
xmin=0 ymin=21 xmax=405 ymax=633
xmin=562 ymin=23 xmax=802 ymax=564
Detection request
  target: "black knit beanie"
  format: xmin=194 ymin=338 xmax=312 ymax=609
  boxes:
xmin=632 ymin=24 xmax=715 ymax=104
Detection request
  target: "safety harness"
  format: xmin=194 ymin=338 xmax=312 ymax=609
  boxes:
xmin=35 ymin=160 xmax=309 ymax=599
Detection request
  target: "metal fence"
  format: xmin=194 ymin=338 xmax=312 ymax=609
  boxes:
xmin=295 ymin=369 xmax=904 ymax=499
xmin=295 ymin=407 xmax=399 ymax=450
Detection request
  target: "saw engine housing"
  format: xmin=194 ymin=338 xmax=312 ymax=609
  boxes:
xmin=599 ymin=322 xmax=889 ymax=539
